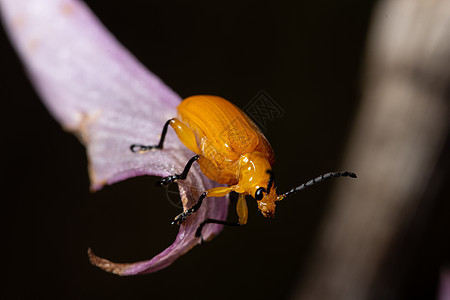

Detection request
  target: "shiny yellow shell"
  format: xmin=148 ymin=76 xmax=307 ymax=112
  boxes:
xmin=177 ymin=95 xmax=275 ymax=185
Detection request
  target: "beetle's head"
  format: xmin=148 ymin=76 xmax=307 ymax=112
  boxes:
xmin=239 ymin=153 xmax=282 ymax=217
xmin=255 ymin=186 xmax=278 ymax=218
xmin=253 ymin=170 xmax=282 ymax=218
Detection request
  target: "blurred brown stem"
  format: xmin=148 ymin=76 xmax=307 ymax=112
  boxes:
xmin=293 ymin=0 xmax=450 ymax=299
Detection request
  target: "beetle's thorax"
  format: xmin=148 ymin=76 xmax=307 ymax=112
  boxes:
xmin=236 ymin=152 xmax=271 ymax=192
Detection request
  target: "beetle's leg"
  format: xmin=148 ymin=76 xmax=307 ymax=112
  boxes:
xmin=156 ymin=155 xmax=200 ymax=186
xmin=196 ymin=193 xmax=247 ymax=242
xmin=172 ymin=186 xmax=233 ymax=225
xmin=236 ymin=193 xmax=248 ymax=225
xmin=130 ymin=119 xmax=173 ymax=153
xmin=195 ymin=219 xmax=241 ymax=243
xmin=130 ymin=119 xmax=200 ymax=153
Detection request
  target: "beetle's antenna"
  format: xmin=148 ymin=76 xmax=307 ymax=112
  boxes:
xmin=266 ymin=170 xmax=274 ymax=193
xmin=280 ymin=171 xmax=357 ymax=199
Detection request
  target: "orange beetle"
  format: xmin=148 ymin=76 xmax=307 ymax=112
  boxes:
xmin=131 ymin=95 xmax=356 ymax=237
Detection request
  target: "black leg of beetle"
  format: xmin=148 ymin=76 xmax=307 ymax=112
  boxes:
xmin=171 ymin=191 xmax=208 ymax=225
xmin=130 ymin=119 xmax=173 ymax=153
xmin=195 ymin=218 xmax=241 ymax=243
xmin=156 ymin=155 xmax=200 ymax=187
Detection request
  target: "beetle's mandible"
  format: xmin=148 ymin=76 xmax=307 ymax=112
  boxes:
xmin=131 ymin=95 xmax=356 ymax=239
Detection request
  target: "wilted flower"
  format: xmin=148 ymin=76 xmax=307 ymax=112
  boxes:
xmin=1 ymin=0 xmax=228 ymax=274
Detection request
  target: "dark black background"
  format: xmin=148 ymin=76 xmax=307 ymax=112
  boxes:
xmin=6 ymin=0 xmax=436 ymax=299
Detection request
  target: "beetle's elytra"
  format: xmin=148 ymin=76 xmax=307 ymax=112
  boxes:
xmin=131 ymin=95 xmax=356 ymax=238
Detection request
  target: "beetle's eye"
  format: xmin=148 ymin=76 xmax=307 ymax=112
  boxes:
xmin=255 ymin=187 xmax=265 ymax=200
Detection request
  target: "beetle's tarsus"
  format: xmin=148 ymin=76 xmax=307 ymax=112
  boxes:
xmin=130 ymin=144 xmax=161 ymax=153
xmin=172 ymin=213 xmax=187 ymax=225
xmin=195 ymin=218 xmax=241 ymax=238
xmin=156 ymin=175 xmax=178 ymax=187
xmin=171 ymin=190 xmax=207 ymax=226
xmin=156 ymin=155 xmax=200 ymax=187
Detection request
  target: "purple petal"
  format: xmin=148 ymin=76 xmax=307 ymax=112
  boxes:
xmin=1 ymin=0 xmax=228 ymax=274
xmin=439 ymin=269 xmax=450 ymax=300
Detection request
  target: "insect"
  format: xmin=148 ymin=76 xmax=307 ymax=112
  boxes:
xmin=131 ymin=95 xmax=356 ymax=238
